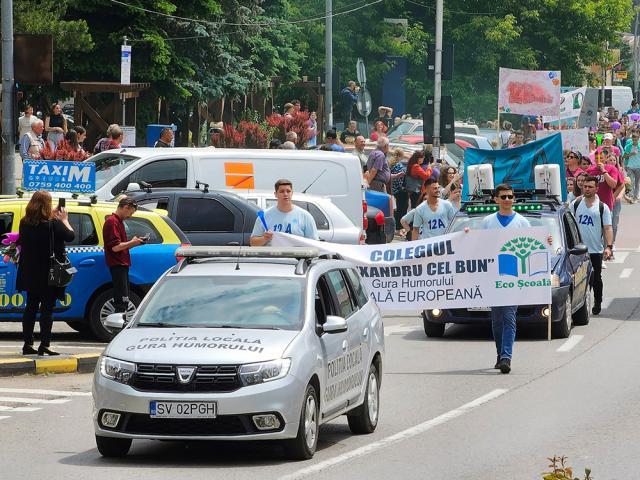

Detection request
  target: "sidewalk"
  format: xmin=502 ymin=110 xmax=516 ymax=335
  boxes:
xmin=0 ymin=350 xmax=100 ymax=376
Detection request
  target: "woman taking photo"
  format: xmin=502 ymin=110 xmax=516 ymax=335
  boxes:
xmin=438 ymin=166 xmax=460 ymax=199
xmin=17 ymin=191 xmax=74 ymax=356
xmin=45 ymin=103 xmax=68 ymax=150
xmin=404 ymin=150 xmax=433 ymax=209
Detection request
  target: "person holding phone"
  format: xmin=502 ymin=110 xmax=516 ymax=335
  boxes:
xmin=102 ymin=197 xmax=145 ymax=316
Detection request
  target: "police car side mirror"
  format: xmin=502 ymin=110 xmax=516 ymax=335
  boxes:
xmin=569 ymin=244 xmax=588 ymax=256
xmin=323 ymin=315 xmax=348 ymax=334
xmin=105 ymin=313 xmax=126 ymax=330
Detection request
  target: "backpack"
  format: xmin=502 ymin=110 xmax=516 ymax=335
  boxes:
xmin=572 ymin=198 xmax=604 ymax=232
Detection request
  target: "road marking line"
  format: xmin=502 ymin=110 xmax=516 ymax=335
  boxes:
xmin=384 ymin=325 xmax=418 ymax=336
xmin=0 ymin=406 xmax=41 ymax=412
xmin=0 ymin=388 xmax=91 ymax=397
xmin=609 ymin=252 xmax=629 ymax=264
xmin=601 ymin=298 xmax=612 ymax=310
xmin=620 ymin=268 xmax=633 ymax=279
xmin=0 ymin=416 xmax=10 ymax=421
xmin=556 ymin=335 xmax=584 ymax=352
xmin=280 ymin=389 xmax=508 ymax=480
xmin=0 ymin=397 xmax=71 ymax=404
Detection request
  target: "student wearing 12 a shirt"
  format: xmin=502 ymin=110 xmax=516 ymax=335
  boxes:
xmin=411 ymin=178 xmax=456 ymax=240
xmin=571 ymin=176 xmax=613 ymax=316
xmin=250 ymin=179 xmax=319 ymax=246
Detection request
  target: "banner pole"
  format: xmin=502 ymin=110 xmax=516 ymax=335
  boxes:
xmin=547 ymin=303 xmax=552 ymax=341
xmin=496 ymin=110 xmax=501 ymax=148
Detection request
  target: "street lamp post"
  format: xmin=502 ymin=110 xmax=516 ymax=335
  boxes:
xmin=324 ymin=0 xmax=333 ymax=134
xmin=1 ymin=0 xmax=16 ymax=194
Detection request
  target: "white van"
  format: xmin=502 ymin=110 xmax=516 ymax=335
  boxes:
xmin=89 ymin=148 xmax=365 ymax=230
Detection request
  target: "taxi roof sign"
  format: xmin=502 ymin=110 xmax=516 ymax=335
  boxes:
xmin=175 ymin=246 xmax=321 ymax=259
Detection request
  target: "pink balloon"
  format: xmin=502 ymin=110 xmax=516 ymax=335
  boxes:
xmin=611 ymin=121 xmax=621 ymax=130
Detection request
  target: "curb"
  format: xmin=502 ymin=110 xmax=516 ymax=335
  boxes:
xmin=0 ymin=353 xmax=101 ymax=377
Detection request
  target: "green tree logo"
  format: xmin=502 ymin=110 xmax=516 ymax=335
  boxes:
xmin=500 ymin=237 xmax=546 ymax=274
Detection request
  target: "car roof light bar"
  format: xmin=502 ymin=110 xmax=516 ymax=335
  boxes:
xmin=175 ymin=246 xmax=321 ymax=260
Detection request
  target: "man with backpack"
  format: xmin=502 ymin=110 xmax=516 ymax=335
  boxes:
xmin=572 ymin=176 xmax=613 ymax=315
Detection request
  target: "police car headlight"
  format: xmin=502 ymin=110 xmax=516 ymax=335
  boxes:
xmin=239 ymin=358 xmax=291 ymax=386
xmin=551 ymin=273 xmax=561 ymax=288
xmin=100 ymin=356 xmax=136 ymax=384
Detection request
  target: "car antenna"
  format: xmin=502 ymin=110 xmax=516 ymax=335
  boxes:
xmin=227 ymin=242 xmax=241 ymax=270
xmin=302 ymin=168 xmax=327 ymax=194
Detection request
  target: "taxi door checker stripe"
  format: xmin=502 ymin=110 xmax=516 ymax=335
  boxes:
xmin=224 ymin=162 xmax=254 ymax=189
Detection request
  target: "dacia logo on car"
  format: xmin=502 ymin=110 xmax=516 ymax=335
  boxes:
xmin=176 ymin=366 xmax=196 ymax=384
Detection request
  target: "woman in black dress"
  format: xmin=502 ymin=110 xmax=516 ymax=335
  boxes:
xmin=17 ymin=191 xmax=74 ymax=355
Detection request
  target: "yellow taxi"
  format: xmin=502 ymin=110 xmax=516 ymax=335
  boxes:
xmin=0 ymin=196 xmax=189 ymax=341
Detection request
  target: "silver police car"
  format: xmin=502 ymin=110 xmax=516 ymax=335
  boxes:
xmin=92 ymin=246 xmax=384 ymax=460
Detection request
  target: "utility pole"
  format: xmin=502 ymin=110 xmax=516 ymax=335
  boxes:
xmin=432 ymin=0 xmax=443 ymax=159
xmin=324 ymin=0 xmax=333 ymax=133
xmin=1 ymin=0 xmax=16 ymax=194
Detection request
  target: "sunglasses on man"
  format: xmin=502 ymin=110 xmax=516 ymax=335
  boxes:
xmin=498 ymin=194 xmax=514 ymax=200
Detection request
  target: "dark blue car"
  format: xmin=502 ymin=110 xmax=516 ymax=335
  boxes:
xmin=422 ymin=197 xmax=593 ymax=339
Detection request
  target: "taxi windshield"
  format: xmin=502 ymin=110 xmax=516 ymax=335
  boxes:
xmin=92 ymin=153 xmax=140 ymax=190
xmin=134 ymin=276 xmax=305 ymax=331
xmin=449 ymin=212 xmax=563 ymax=253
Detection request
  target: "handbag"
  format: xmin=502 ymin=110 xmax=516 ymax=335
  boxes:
xmin=48 ymin=221 xmax=75 ymax=288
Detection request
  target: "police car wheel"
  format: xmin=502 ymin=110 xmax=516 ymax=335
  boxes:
xmin=284 ymin=384 xmax=319 ymax=460
xmin=347 ymin=363 xmax=380 ymax=434
xmin=572 ymin=288 xmax=591 ymax=326
xmin=95 ymin=435 xmax=131 ymax=457
xmin=422 ymin=311 xmax=445 ymax=337
xmin=552 ymin=294 xmax=572 ymax=339
xmin=89 ymin=290 xmax=141 ymax=342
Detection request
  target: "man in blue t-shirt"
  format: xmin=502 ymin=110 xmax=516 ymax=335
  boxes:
xmin=250 ymin=179 xmax=319 ymax=246
xmin=571 ymin=176 xmax=613 ymax=316
xmin=481 ymin=184 xmax=532 ymax=374
xmin=411 ymin=178 xmax=456 ymax=239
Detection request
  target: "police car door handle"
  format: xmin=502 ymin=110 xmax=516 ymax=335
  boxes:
xmin=78 ymin=259 xmax=96 ymax=267
xmin=342 ymin=339 xmax=348 ymax=351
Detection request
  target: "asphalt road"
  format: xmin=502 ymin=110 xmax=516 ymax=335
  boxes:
xmin=1 ymin=203 xmax=640 ymax=479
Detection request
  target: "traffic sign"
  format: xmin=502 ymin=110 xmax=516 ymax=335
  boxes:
xmin=356 ymin=58 xmax=367 ymax=85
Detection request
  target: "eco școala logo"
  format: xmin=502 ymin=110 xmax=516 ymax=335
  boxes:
xmin=498 ymin=237 xmax=549 ymax=277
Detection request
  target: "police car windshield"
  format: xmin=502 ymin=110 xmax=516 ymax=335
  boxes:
xmin=93 ymin=153 xmax=140 ymax=190
xmin=135 ymin=276 xmax=305 ymax=331
xmin=449 ymin=213 xmax=563 ymax=253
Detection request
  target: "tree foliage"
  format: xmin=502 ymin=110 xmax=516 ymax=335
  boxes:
xmin=12 ymin=0 xmax=635 ymax=123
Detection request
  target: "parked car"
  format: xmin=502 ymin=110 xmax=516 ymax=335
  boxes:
xmin=0 ymin=195 xmax=189 ymax=341
xmin=233 ymin=190 xmax=362 ymax=244
xmin=455 ymin=133 xmax=494 ymax=150
xmin=421 ymin=195 xmax=592 ymax=339
xmin=86 ymin=148 xmax=365 ymax=235
xmin=123 ymin=187 xmax=260 ymax=246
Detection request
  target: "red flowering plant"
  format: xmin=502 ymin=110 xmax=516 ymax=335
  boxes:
xmin=265 ymin=111 xmax=312 ymax=148
xmin=39 ymin=140 xmax=90 ymax=161
xmin=212 ymin=122 xmax=270 ymax=149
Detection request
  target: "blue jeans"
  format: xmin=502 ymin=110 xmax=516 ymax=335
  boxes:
xmin=612 ymin=198 xmax=621 ymax=243
xmin=491 ymin=305 xmax=517 ymax=360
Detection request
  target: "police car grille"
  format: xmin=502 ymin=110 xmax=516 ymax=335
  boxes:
xmin=132 ymin=364 xmax=241 ymax=392
xmin=124 ymin=414 xmax=249 ymax=436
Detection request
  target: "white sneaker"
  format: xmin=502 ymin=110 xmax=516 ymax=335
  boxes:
xmin=602 ymin=262 xmax=607 ymax=270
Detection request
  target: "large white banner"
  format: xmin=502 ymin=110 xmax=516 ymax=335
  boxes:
xmin=535 ymin=128 xmax=589 ymax=157
xmin=498 ymin=68 xmax=561 ymax=116
xmin=272 ymin=228 xmax=552 ymax=312
xmin=542 ymin=87 xmax=587 ymax=123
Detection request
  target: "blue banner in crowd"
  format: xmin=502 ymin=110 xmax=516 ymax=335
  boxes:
xmin=462 ymin=134 xmax=566 ymax=201
xmin=23 ymin=160 xmax=96 ymax=193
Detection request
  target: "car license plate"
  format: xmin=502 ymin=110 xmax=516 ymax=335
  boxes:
xmin=468 ymin=307 xmax=491 ymax=312
xmin=149 ymin=401 xmax=217 ymax=419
